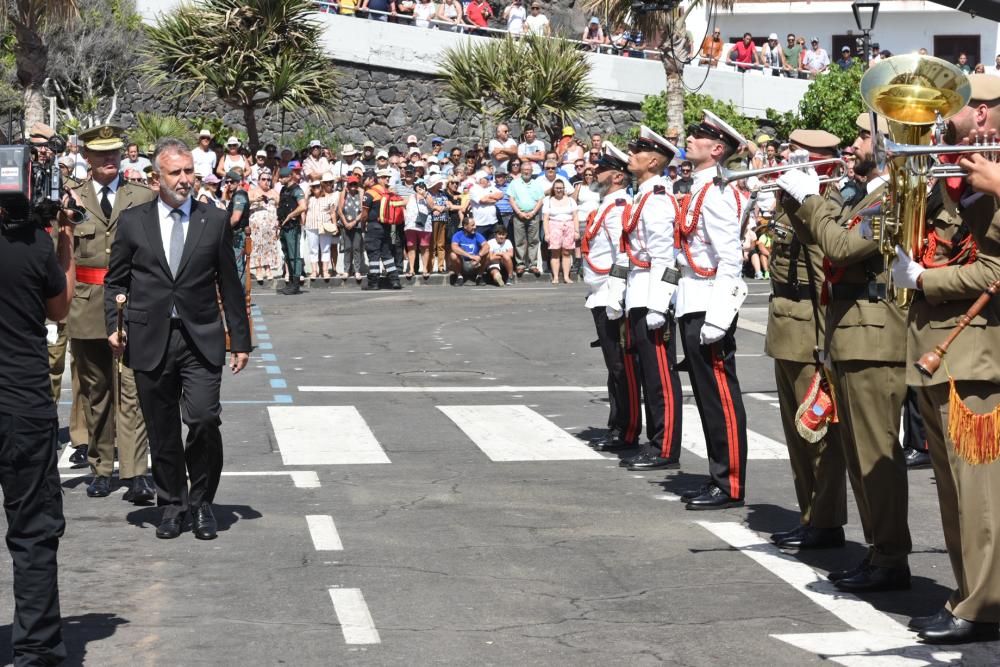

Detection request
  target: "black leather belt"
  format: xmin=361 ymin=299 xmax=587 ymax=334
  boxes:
xmin=829 ymin=282 xmax=886 ymax=302
xmin=609 ymin=264 xmax=628 ymax=279
xmin=770 ymin=283 xmax=811 ymax=301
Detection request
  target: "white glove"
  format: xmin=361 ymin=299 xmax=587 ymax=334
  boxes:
xmin=606 ymin=304 xmax=624 ymax=321
xmin=776 ymin=169 xmax=820 ymax=204
xmin=787 ymin=148 xmax=810 ymax=166
xmin=892 ymin=245 xmax=925 ymax=290
xmin=645 ymin=310 xmax=666 ymax=330
xmin=700 ymin=322 xmax=727 ymax=345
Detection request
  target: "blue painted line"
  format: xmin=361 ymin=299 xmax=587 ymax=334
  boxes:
xmin=257 ymin=333 xmax=271 ymax=341
xmin=258 ymin=342 xmax=273 ymax=350
xmin=270 ymin=379 xmax=287 ymax=389
xmin=273 ymin=394 xmax=293 ymax=403
xmin=260 ymin=353 xmax=277 ymax=361
xmin=264 ymin=365 xmax=281 ymax=375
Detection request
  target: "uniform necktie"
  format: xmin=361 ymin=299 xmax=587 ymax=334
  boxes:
xmin=168 ymin=209 xmax=184 ymax=277
xmin=100 ymin=186 xmax=112 ymax=219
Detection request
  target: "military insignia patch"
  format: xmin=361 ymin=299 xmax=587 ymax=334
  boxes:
xmin=615 ymin=198 xmax=627 ymax=206
xmin=99 ymin=126 xmax=114 ymax=139
xmin=653 ymin=185 xmax=666 ymax=195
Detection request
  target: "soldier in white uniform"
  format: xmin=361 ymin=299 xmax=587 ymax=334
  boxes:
xmin=582 ymin=142 xmax=642 ymax=451
xmin=608 ymin=126 xmax=684 ymax=471
xmin=674 ymin=111 xmax=750 ymax=510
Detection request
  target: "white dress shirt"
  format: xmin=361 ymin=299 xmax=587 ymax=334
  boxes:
xmin=157 ymin=197 xmax=191 ymax=265
xmin=92 ymin=177 xmax=120 ymax=212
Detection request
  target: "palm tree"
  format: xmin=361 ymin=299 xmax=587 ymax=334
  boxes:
xmin=143 ymin=0 xmax=337 ymax=152
xmin=0 ymin=0 xmax=79 ymax=129
xmin=129 ymin=112 xmax=196 ymax=155
xmin=438 ymin=35 xmax=596 ymax=145
xmin=584 ymin=0 xmax=735 ymax=136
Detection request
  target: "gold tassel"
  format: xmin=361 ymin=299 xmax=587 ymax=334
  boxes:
xmin=947 ymin=376 xmax=1000 ymax=465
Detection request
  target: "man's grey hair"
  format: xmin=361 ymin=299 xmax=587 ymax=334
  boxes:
xmin=153 ymin=137 xmax=192 ymax=172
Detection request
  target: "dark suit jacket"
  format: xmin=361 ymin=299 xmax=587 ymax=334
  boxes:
xmin=103 ymin=198 xmax=251 ymax=372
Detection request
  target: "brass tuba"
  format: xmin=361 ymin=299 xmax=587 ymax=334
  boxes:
xmin=860 ymin=54 xmax=970 ymax=308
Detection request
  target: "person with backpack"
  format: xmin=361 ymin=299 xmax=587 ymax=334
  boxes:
xmin=361 ymin=168 xmax=404 ymax=290
xmin=276 ymin=166 xmax=307 ymax=295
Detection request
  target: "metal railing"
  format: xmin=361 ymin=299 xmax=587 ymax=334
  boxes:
xmin=311 ymin=0 xmax=663 ymax=59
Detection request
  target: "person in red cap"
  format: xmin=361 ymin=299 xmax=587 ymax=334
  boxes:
xmin=673 ymin=110 xmax=750 ymax=510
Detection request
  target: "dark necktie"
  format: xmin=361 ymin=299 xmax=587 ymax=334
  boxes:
xmin=100 ymin=186 xmax=113 ymax=219
xmin=168 ymin=209 xmax=184 ymax=277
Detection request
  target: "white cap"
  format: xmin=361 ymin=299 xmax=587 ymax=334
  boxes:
xmin=474 ymin=170 xmax=489 ymax=181
xmin=701 ymin=110 xmax=748 ymax=152
xmin=635 ymin=125 xmax=680 ymax=161
xmin=408 ymin=147 xmax=422 ymax=156
xmin=406 ymin=134 xmax=418 ymax=144
xmin=226 ymin=136 xmax=240 ymax=146
xmin=599 ymin=141 xmax=630 ymax=170
xmin=428 ymin=165 xmax=441 ymax=175
xmin=376 ymin=149 xmax=389 ymax=159
xmin=428 ymin=174 xmax=444 ymax=188
xmin=308 ymin=139 xmax=322 ymax=148
xmin=198 ymin=129 xmax=212 ymax=138
xmin=768 ymin=33 xmax=778 ymax=41
xmin=255 ymin=149 xmax=267 ymax=157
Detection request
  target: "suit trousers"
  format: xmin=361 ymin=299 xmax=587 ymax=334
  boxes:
xmin=678 ymin=313 xmax=748 ymax=499
xmin=917 ymin=381 xmax=1000 ymax=623
xmin=774 ymin=358 xmax=847 ymax=528
xmin=832 ymin=359 xmax=910 ymax=568
xmin=71 ymin=338 xmax=148 ymax=479
xmin=134 ymin=323 xmax=224 ymax=520
xmin=628 ymin=308 xmax=682 ymax=458
xmin=592 ymin=307 xmax=643 ymax=445
xmin=0 ymin=412 xmax=65 ymax=666
xmin=47 ymin=322 xmax=87 ymax=446
xmin=512 ymin=213 xmax=539 ymax=270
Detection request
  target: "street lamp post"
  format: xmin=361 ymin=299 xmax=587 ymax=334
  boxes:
xmin=852 ymin=1 xmax=880 ymax=69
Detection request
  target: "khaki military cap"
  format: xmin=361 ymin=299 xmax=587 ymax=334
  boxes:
xmin=80 ymin=124 xmax=125 ymax=151
xmin=855 ymin=112 xmax=888 ymax=133
xmin=789 ymin=129 xmax=841 ymax=150
xmin=968 ymin=73 xmax=1000 ymax=102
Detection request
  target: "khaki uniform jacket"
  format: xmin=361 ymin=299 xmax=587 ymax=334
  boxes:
xmin=908 ymin=186 xmax=1000 ymax=386
xmin=765 ymin=188 xmax=844 ymax=363
xmin=66 ymin=177 xmax=155 ymax=339
xmin=786 ymin=185 xmax=906 ymax=363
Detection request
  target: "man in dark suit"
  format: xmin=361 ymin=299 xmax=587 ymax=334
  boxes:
xmin=104 ymin=137 xmax=251 ymax=540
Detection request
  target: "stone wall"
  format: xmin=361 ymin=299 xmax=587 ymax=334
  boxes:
xmin=116 ymin=60 xmax=644 ymax=150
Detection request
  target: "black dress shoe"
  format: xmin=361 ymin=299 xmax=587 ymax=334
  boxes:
xmin=591 ymin=431 xmax=630 ymax=451
xmin=685 ymin=485 xmax=744 ymax=510
xmin=192 ymin=504 xmax=218 ymax=540
xmin=122 ymin=476 xmax=155 ymax=505
xmin=628 ymin=455 xmax=680 ymax=471
xmin=918 ymin=612 xmax=999 ymax=644
xmin=776 ymin=526 xmax=845 ymax=550
xmin=86 ymin=476 xmax=112 ymax=498
xmin=68 ymin=444 xmax=89 ymax=467
xmin=908 ymin=608 xmax=952 ymax=631
xmin=828 ymin=555 xmax=871 ymax=582
xmin=680 ymin=483 xmax=713 ymax=501
xmin=904 ymin=447 xmax=932 ymax=469
xmin=156 ymin=514 xmax=184 ymax=539
xmin=771 ymin=524 xmax=806 ymax=544
xmin=619 ymin=451 xmax=651 ymax=467
xmin=833 ymin=564 xmax=911 ymax=592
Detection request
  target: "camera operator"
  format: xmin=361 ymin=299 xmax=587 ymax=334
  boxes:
xmin=0 ymin=171 xmax=76 ymax=665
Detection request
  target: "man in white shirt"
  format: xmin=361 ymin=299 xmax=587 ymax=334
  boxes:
xmin=469 ymin=171 xmax=504 ymax=239
xmin=525 ymin=1 xmax=550 ymax=36
xmin=534 ymin=160 xmax=571 ymax=195
xmin=990 ymin=54 xmax=1000 ymax=77
xmin=120 ymin=143 xmax=152 ymax=175
xmin=488 ymin=123 xmax=519 ymax=173
xmin=191 ymin=130 xmax=218 ymax=177
xmin=248 ymin=150 xmax=269 ymax=186
xmin=302 ymin=140 xmax=331 ymax=177
xmin=802 ymin=37 xmax=830 ymax=75
xmin=331 ymin=144 xmax=362 ymax=181
xmin=503 ymin=0 xmax=526 ymax=34
xmin=518 ymin=125 xmax=547 ymax=175
xmin=65 ymin=137 xmax=90 ymax=181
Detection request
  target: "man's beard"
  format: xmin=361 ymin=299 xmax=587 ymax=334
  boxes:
xmin=161 ymin=182 xmax=191 ymax=207
xmin=595 ymin=178 xmax=617 ymax=198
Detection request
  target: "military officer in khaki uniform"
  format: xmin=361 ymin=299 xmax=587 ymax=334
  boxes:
xmin=69 ymin=125 xmax=156 ymax=502
xmin=890 ymin=75 xmax=1000 ymax=644
xmin=777 ymin=114 xmax=910 ymax=593
xmin=765 ymin=129 xmax=847 ymax=550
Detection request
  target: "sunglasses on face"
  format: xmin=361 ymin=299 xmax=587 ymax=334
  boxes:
xmin=545 ymin=168 xmax=556 ymax=172
xmin=628 ymin=138 xmax=664 ymax=153
xmin=681 ymin=168 xmax=691 ymax=173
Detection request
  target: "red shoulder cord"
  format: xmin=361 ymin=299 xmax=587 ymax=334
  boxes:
xmin=582 ymin=202 xmax=622 ymax=274
xmin=673 ymin=183 xmax=741 ymax=278
xmin=920 ymin=230 xmax=978 ymax=268
xmin=621 ymin=191 xmax=671 ymax=270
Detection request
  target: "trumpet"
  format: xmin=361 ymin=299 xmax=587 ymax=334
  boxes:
xmin=714 ymin=158 xmax=848 ymax=192
xmin=874 ymin=133 xmax=1000 ymax=178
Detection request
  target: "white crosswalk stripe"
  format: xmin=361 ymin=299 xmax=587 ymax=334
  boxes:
xmin=437 ymin=405 xmax=605 ymax=462
xmin=680 ymin=406 xmax=788 ymax=460
xmin=268 ymin=406 xmax=391 ymax=465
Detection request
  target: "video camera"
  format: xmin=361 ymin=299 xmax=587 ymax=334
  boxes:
xmin=0 ymin=134 xmax=85 ymax=232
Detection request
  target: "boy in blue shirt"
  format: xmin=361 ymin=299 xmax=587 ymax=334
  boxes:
xmin=449 ymin=217 xmax=486 ymax=285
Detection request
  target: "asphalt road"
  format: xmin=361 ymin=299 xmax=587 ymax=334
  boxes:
xmin=2 ymin=278 xmax=999 ymax=666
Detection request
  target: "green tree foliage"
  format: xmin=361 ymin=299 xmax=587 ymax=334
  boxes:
xmin=797 ymin=63 xmax=865 ymax=143
xmin=143 ymin=0 xmax=337 ymax=151
xmin=437 ymin=35 xmax=596 ymax=145
xmin=642 ymin=90 xmax=757 ymax=142
xmin=287 ymin=120 xmax=339 ymax=155
xmin=128 ymin=112 xmax=196 ymax=154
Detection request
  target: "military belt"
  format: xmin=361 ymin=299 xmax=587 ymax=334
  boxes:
xmin=829 ymin=282 xmax=886 ymax=302
xmin=609 ymin=264 xmax=628 ymax=279
xmin=770 ymin=283 xmax=811 ymax=301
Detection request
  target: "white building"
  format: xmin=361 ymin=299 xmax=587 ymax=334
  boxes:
xmin=688 ymin=1 xmax=1000 ymax=66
